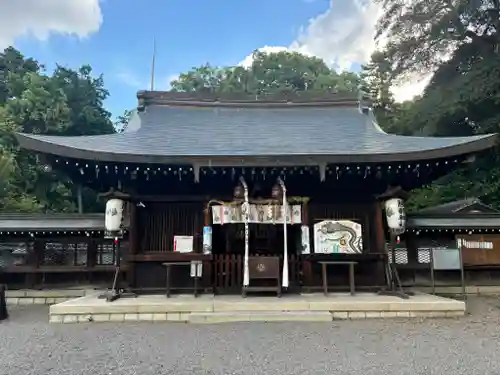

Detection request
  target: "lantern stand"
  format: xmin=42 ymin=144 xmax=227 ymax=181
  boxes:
xmin=98 ymin=195 xmax=137 ymax=303
xmin=376 ymin=194 xmax=413 ymax=299
xmin=98 ymin=236 xmax=137 ymax=302
xmin=377 ymin=233 xmax=413 ymax=299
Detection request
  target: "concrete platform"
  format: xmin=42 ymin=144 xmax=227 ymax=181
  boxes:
xmin=6 ymin=288 xmax=101 ymax=305
xmin=48 ymin=292 xmax=466 ymax=324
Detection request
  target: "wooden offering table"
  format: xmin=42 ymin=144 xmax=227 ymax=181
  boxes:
xmin=319 ymin=261 xmax=358 ymax=296
xmin=162 ymin=260 xmax=202 ymax=298
xmin=242 ymin=256 xmax=281 ymax=297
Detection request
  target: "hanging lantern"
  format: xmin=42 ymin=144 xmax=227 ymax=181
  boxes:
xmin=271 ymin=183 xmax=282 ymax=200
xmin=233 ymin=184 xmax=244 ymax=200
xmin=384 ymin=198 xmax=406 ymax=235
xmin=105 ymin=198 xmax=125 ymax=238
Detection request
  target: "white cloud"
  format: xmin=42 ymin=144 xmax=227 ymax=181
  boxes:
xmin=115 ymin=70 xmax=145 ymax=88
xmin=0 ymin=0 xmax=103 ymax=48
xmin=239 ymin=46 xmax=293 ymax=67
xmin=164 ymin=74 xmax=180 ymax=90
xmin=240 ymin=0 xmax=427 ymax=102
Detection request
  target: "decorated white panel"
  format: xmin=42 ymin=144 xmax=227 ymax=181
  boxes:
xmin=211 ymin=204 xmax=302 ymax=225
xmin=314 ymin=220 xmax=363 ymax=254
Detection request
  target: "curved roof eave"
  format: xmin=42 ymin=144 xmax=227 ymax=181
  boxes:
xmin=14 ymin=131 xmax=497 ymax=165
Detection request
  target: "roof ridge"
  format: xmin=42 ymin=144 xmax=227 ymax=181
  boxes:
xmin=137 ymin=90 xmax=369 ymax=110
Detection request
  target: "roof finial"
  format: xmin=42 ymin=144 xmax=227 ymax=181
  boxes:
xmin=150 ymin=37 xmax=156 ymax=91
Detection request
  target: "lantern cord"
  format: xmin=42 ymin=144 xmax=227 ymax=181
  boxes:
xmin=277 ymin=177 xmax=289 ymax=288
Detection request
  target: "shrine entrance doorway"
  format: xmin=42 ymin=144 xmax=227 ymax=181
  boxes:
xmin=211 ymin=223 xmax=303 ymax=294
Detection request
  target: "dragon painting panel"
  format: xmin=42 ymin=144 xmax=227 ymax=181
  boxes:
xmin=313 ymin=220 xmax=363 ymax=254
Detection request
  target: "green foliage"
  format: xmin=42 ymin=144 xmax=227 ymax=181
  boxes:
xmin=170 ymin=51 xmax=361 ymax=95
xmin=376 ymin=0 xmax=500 ymax=209
xmin=0 ymin=47 xmax=115 ymax=213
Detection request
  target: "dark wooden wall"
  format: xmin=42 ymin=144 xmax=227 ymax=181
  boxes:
xmin=134 ymin=199 xmax=383 ymax=255
xmin=138 ymin=202 xmax=204 ymax=252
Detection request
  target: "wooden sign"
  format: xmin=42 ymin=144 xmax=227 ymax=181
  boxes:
xmin=456 ymin=234 xmax=500 ymax=266
xmin=173 ymin=235 xmax=194 ymax=253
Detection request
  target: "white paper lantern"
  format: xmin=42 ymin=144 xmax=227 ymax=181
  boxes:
xmin=384 ymin=198 xmax=406 ymax=234
xmin=105 ymin=198 xmax=124 ymax=235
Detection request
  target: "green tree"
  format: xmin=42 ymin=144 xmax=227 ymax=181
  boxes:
xmin=170 ymin=51 xmax=361 ymax=96
xmin=115 ymin=109 xmax=134 ymax=133
xmin=0 ymin=46 xmax=115 ymax=213
xmin=375 ymin=0 xmax=500 ymax=209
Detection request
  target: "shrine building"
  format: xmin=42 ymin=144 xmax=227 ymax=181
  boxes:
xmin=13 ymin=91 xmax=497 ymax=295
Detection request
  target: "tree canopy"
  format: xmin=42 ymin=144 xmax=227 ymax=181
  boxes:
xmin=372 ymin=0 xmax=500 ymax=210
xmin=0 ymin=47 xmax=114 ymax=212
xmin=170 ymin=51 xmax=361 ymax=96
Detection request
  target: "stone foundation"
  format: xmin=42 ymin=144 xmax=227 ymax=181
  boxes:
xmin=48 ymin=293 xmax=467 ymax=324
xmin=6 ymin=289 xmax=100 ymax=306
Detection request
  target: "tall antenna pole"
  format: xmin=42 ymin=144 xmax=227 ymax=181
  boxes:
xmin=150 ymin=37 xmax=156 ymax=91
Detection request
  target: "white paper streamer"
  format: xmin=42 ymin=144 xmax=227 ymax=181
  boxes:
xmin=278 ymin=178 xmax=289 ymax=288
xmin=240 ymin=177 xmax=250 ymax=287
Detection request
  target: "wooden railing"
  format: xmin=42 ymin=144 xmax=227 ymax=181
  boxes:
xmin=212 ymin=254 xmax=302 ymax=293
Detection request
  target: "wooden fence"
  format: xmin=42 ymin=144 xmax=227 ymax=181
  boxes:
xmin=212 ymin=254 xmax=302 ymax=293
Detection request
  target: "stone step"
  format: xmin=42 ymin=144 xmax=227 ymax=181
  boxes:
xmin=188 ymin=311 xmax=333 ymax=324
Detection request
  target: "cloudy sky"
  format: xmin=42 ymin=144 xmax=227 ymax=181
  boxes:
xmin=1 ymin=0 xmax=427 ymax=117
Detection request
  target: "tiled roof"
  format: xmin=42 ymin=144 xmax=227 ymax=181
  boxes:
xmin=15 ymin=99 xmax=496 ymax=165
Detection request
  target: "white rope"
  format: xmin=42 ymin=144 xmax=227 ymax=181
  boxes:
xmin=240 ymin=176 xmax=250 ymax=287
xmin=277 ymin=178 xmax=289 ymax=288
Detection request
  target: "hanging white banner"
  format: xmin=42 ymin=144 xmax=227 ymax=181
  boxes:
xmin=211 ymin=204 xmax=302 ymax=225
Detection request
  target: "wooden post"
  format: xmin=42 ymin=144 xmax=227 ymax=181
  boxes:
xmin=373 ymin=200 xmax=387 ymax=286
xmin=126 ymin=202 xmax=138 ymax=288
xmin=77 ymin=185 xmax=83 ymax=214
xmin=301 ymin=199 xmax=313 ymax=292
xmin=373 ymin=200 xmax=386 ymax=253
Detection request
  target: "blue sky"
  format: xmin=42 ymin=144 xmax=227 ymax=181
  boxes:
xmin=4 ymin=0 xmax=393 ymax=119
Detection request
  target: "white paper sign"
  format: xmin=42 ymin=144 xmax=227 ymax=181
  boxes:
xmin=173 ymin=235 xmax=193 ymax=253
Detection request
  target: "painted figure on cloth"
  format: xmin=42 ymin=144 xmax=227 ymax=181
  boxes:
xmin=314 ymin=220 xmax=363 ymax=254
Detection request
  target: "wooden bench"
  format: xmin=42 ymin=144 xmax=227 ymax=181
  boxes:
xmin=318 ymin=261 xmax=358 ymax=296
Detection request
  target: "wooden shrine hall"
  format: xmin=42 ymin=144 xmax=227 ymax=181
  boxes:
xmin=14 ymin=91 xmax=497 ymax=296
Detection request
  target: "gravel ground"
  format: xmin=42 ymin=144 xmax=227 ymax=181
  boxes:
xmin=2 ymin=297 xmax=500 ymax=375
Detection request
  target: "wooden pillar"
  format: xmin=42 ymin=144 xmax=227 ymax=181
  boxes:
xmin=302 ymin=199 xmax=313 ymax=291
xmin=76 ymin=185 xmax=83 ymax=214
xmin=126 ymin=202 xmax=138 ymax=288
xmin=373 ymin=200 xmax=386 ymax=253
xmin=373 ymin=200 xmax=387 ymax=286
